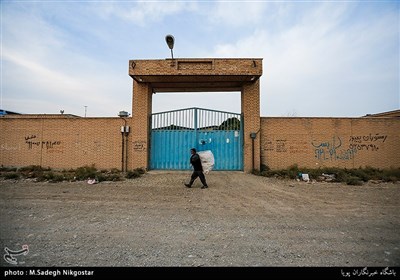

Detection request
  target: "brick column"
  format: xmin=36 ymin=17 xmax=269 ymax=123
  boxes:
xmin=130 ymin=79 xmax=152 ymax=170
xmin=242 ymin=80 xmax=261 ymax=172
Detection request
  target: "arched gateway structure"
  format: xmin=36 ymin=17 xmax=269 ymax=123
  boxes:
xmin=129 ymin=58 xmax=262 ymax=172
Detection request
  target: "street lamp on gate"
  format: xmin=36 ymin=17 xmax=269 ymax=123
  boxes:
xmin=165 ymin=34 xmax=175 ymax=59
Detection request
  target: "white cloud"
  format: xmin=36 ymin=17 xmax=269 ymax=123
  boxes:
xmin=94 ymin=1 xmax=197 ymax=25
xmin=3 ymin=49 xmax=83 ymax=94
xmin=1 ymin=4 xmax=132 ymax=116
xmin=2 ymin=2 xmax=398 ymax=118
xmin=212 ymin=3 xmax=399 ymax=117
xmin=2 ymin=54 xmax=130 ymax=116
xmin=207 ymin=1 xmax=267 ymax=27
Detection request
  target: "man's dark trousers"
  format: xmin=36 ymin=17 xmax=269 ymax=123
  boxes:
xmin=189 ymin=171 xmax=207 ymax=186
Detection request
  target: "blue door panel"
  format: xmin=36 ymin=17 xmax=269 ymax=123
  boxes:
xmin=151 ymin=130 xmax=195 ymax=170
xmin=197 ymin=131 xmax=242 ymax=170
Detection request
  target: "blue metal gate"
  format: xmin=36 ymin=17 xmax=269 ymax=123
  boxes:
xmin=150 ymin=108 xmax=243 ymax=170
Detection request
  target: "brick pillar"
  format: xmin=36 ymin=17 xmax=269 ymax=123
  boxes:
xmin=242 ymin=80 xmax=261 ymax=172
xmin=130 ymin=79 xmax=152 ymax=170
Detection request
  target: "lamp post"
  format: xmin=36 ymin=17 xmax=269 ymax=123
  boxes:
xmin=165 ymin=34 xmax=175 ymax=59
xmin=118 ymin=111 xmax=130 ymax=172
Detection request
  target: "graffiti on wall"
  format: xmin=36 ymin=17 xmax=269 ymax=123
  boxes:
xmin=262 ymin=140 xmax=274 ymax=151
xmin=312 ymin=133 xmax=388 ymax=161
xmin=262 ymin=139 xmax=309 ymax=154
xmin=312 ymin=136 xmax=356 ymax=161
xmin=349 ymin=133 xmax=387 ymax=152
xmin=275 ymin=139 xmax=287 ymax=152
xmin=264 ymin=133 xmax=389 ymax=161
xmin=133 ymin=141 xmax=146 ymax=152
xmin=25 ymin=135 xmax=63 ymax=153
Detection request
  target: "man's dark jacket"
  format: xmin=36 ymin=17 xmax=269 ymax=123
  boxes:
xmin=190 ymin=153 xmax=203 ymax=171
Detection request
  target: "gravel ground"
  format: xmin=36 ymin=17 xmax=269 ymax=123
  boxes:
xmin=0 ymin=171 xmax=399 ymax=267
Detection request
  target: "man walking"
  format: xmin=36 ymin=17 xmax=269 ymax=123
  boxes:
xmin=185 ymin=148 xmax=208 ymax=189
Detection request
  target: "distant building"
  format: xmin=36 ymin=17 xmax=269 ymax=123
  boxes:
xmin=0 ymin=109 xmax=21 ymax=116
xmin=0 ymin=110 xmax=80 ymax=118
xmin=362 ymin=109 xmax=400 ymax=118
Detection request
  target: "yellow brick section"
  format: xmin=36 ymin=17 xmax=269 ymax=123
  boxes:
xmin=130 ymin=80 xmax=152 ymax=170
xmin=242 ymin=80 xmax=261 ymax=172
xmin=260 ymin=117 xmax=400 ymax=169
xmin=129 ymin=58 xmax=262 ymax=76
xmin=0 ymin=117 xmax=124 ymax=170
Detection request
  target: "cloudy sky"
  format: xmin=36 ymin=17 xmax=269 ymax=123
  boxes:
xmin=1 ymin=1 xmax=399 ymax=117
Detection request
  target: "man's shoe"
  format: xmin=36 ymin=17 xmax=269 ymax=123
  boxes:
xmin=201 ymin=185 xmax=208 ymax=189
xmin=184 ymin=183 xmax=191 ymax=188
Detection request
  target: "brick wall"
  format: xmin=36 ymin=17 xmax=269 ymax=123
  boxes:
xmin=129 ymin=58 xmax=262 ymax=76
xmin=2 ymin=116 xmax=399 ymax=171
xmin=0 ymin=116 xmax=125 ymax=170
xmin=130 ymin=80 xmax=152 ymax=170
xmin=260 ymin=117 xmax=400 ymax=169
xmin=242 ymin=80 xmax=260 ymax=172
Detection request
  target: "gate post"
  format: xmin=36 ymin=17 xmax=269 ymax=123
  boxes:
xmin=130 ymin=79 xmax=152 ymax=170
xmin=242 ymin=79 xmax=260 ymax=172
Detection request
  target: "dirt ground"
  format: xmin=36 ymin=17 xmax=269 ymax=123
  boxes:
xmin=0 ymin=171 xmax=399 ymax=267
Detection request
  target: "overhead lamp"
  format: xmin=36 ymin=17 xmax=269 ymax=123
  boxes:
xmin=165 ymin=34 xmax=175 ymax=59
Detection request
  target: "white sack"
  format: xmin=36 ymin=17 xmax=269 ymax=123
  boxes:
xmin=198 ymin=150 xmax=215 ymax=174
